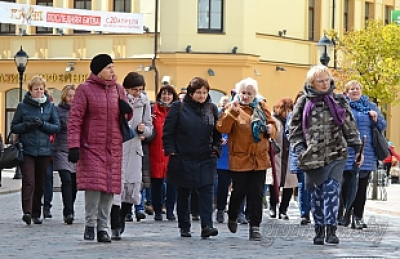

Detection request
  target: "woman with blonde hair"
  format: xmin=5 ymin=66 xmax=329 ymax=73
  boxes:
xmin=288 ymin=65 xmax=362 ymax=245
xmin=53 ymin=84 xmax=77 ymax=224
xmin=217 ymin=77 xmax=277 ymax=241
xmin=339 ymin=80 xmax=386 ymax=228
xmin=11 ymin=75 xmax=61 ymax=225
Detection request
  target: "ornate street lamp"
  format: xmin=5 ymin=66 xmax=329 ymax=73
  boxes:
xmin=316 ymin=35 xmax=334 ymax=66
xmin=12 ymin=46 xmax=29 ymax=180
xmin=14 ymin=46 xmax=29 ymax=102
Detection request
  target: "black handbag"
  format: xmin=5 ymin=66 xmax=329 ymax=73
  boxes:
xmin=0 ymin=133 xmax=24 ymax=169
xmin=116 ymin=87 xmax=134 ymax=143
xmin=372 ymin=124 xmax=389 ymax=161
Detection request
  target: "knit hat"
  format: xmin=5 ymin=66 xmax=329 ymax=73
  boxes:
xmin=90 ymin=54 xmax=113 ymax=75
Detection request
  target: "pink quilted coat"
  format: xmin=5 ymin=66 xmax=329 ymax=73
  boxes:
xmin=68 ymin=73 xmax=133 ymax=194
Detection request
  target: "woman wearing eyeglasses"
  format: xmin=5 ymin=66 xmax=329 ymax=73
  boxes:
xmin=288 ymin=65 xmax=362 ymax=245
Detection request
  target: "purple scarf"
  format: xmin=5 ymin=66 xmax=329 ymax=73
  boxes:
xmin=302 ymin=94 xmax=346 ymax=136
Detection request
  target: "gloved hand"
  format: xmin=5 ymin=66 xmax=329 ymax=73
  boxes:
xmin=118 ymin=99 xmax=133 ymax=114
xmin=68 ymin=148 xmax=80 ymax=163
xmin=25 ymin=117 xmax=42 ymax=130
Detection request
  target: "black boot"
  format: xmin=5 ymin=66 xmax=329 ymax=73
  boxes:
xmin=111 ymin=228 xmax=121 ymax=241
xmin=180 ymin=228 xmax=191 ymax=237
xmin=227 ymin=219 xmax=238 ymax=233
xmin=201 ymin=227 xmax=218 ymax=238
xmin=325 ymin=225 xmax=339 ymax=245
xmin=249 ymin=227 xmax=262 ymax=241
xmin=313 ymin=225 xmax=325 ymax=245
xmin=97 ymin=231 xmax=111 ymax=243
xmin=341 ymin=211 xmax=351 ymax=227
xmin=84 ymin=226 xmax=95 ymax=240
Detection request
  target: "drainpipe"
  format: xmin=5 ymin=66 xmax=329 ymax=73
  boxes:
xmin=153 ymin=0 xmax=160 ymax=98
xmin=332 ymin=0 xmax=337 ymax=70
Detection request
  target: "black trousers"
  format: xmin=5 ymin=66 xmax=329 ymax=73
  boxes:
xmin=340 ymin=170 xmax=370 ymax=219
xmin=228 ymin=170 xmax=265 ymax=227
xmin=151 ymin=178 xmax=164 ymax=216
xmin=190 ymin=188 xmax=199 ymax=216
xmin=269 ymin=187 xmax=293 ymax=214
xmin=177 ymin=184 xmax=214 ymax=229
xmin=111 ymin=203 xmax=132 ymax=229
xmin=58 ymin=170 xmax=77 ymax=217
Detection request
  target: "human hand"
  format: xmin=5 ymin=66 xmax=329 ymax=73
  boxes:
xmin=355 ymin=153 xmax=364 ymax=167
xmin=138 ymin=123 xmax=145 ymax=133
xmin=25 ymin=117 xmax=42 ymax=130
xmin=230 ymin=100 xmax=240 ymax=113
xmin=222 ymin=138 xmax=227 ymax=146
xmin=68 ymin=148 xmax=80 ymax=163
xmin=266 ymin=124 xmax=272 ymax=134
xmin=369 ymin=110 xmax=378 ymax=122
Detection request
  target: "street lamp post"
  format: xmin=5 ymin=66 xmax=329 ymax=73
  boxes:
xmin=316 ymin=35 xmax=334 ymax=66
xmin=13 ymin=46 xmax=29 ymax=180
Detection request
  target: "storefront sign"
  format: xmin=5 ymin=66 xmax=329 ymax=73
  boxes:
xmin=0 ymin=73 xmax=88 ymax=84
xmin=0 ymin=1 xmax=143 ymax=33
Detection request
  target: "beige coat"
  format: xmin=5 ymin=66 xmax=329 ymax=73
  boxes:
xmin=266 ymin=116 xmax=297 ymax=188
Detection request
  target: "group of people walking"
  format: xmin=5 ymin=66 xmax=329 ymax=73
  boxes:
xmin=9 ymin=52 xmax=386 ymax=246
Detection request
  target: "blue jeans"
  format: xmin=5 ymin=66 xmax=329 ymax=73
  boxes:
xmin=135 ymin=187 xmax=152 ymax=212
xmin=43 ymin=162 xmax=53 ymax=211
xmin=297 ymin=172 xmax=311 ymax=218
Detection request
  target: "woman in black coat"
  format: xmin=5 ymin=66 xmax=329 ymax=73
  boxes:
xmin=11 ymin=75 xmax=61 ymax=225
xmin=163 ymin=77 xmax=222 ymax=238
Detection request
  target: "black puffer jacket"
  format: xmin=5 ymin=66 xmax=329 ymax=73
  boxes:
xmin=11 ymin=93 xmax=61 ymax=157
xmin=163 ymin=95 xmax=222 ymax=188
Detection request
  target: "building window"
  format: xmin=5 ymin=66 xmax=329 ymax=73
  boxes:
xmin=385 ymin=5 xmax=393 ymax=25
xmin=308 ymin=0 xmax=315 ymax=40
xmin=74 ymin=0 xmax=92 ymax=33
xmin=344 ymin=0 xmax=349 ymax=31
xmin=114 ymin=0 xmax=131 ymax=13
xmin=365 ymin=2 xmax=371 ymax=25
xmin=0 ymin=0 xmax=16 ymax=34
xmin=198 ymin=0 xmax=223 ymax=33
xmin=5 ymin=89 xmax=28 ymax=137
xmin=36 ymin=0 xmax=53 ymax=33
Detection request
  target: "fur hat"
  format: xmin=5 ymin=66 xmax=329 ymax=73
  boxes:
xmin=90 ymin=54 xmax=113 ymax=75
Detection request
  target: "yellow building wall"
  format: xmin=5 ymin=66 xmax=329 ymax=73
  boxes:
xmin=1 ymin=0 xmax=400 ymax=147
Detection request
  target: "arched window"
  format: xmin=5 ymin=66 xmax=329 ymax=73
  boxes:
xmin=209 ymin=89 xmax=226 ymax=105
xmin=4 ymin=89 xmax=28 ymax=136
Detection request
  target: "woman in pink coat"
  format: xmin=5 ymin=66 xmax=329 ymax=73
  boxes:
xmin=68 ymin=54 xmax=133 ymax=243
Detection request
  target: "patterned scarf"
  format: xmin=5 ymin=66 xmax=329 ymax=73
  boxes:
xmin=249 ymin=98 xmax=267 ymax=143
xmin=157 ymin=99 xmax=173 ymax=108
xmin=347 ymin=95 xmax=370 ymax=114
xmin=302 ymin=85 xmax=346 ymax=136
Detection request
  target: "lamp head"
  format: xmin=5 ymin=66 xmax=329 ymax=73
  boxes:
xmin=14 ymin=46 xmax=29 ymax=72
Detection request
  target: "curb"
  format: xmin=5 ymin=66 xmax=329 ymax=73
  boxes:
xmin=365 ymin=205 xmax=400 ymax=217
xmin=0 ymin=188 xmax=21 ymax=195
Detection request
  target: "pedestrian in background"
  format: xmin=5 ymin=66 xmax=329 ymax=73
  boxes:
xmin=149 ymin=85 xmax=179 ymax=221
xmin=217 ymin=77 xmax=277 ymax=241
xmin=163 ymin=77 xmax=221 ymax=238
xmin=11 ymin=75 xmax=61 ymax=225
xmin=268 ymin=98 xmax=298 ymax=220
xmin=68 ymin=54 xmax=133 ymax=242
xmin=53 ymin=84 xmax=77 ymax=225
xmin=339 ymin=80 xmax=386 ymax=229
xmin=288 ymin=65 xmax=362 ymax=245
xmin=285 ymin=91 xmax=312 ymax=225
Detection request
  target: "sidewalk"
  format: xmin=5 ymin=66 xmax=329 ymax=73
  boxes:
xmin=365 ymin=183 xmax=400 ymax=216
xmin=0 ymin=169 xmax=21 ymax=195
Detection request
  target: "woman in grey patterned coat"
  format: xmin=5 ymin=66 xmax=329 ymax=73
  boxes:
xmin=288 ymin=65 xmax=363 ymax=245
xmin=53 ymin=85 xmax=77 ymax=224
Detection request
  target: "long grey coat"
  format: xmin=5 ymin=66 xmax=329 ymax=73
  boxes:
xmin=53 ymin=102 xmax=76 ymax=173
xmin=123 ymin=93 xmax=153 ymax=184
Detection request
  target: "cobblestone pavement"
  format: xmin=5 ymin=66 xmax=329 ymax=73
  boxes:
xmin=0 ymin=191 xmax=399 ymax=259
